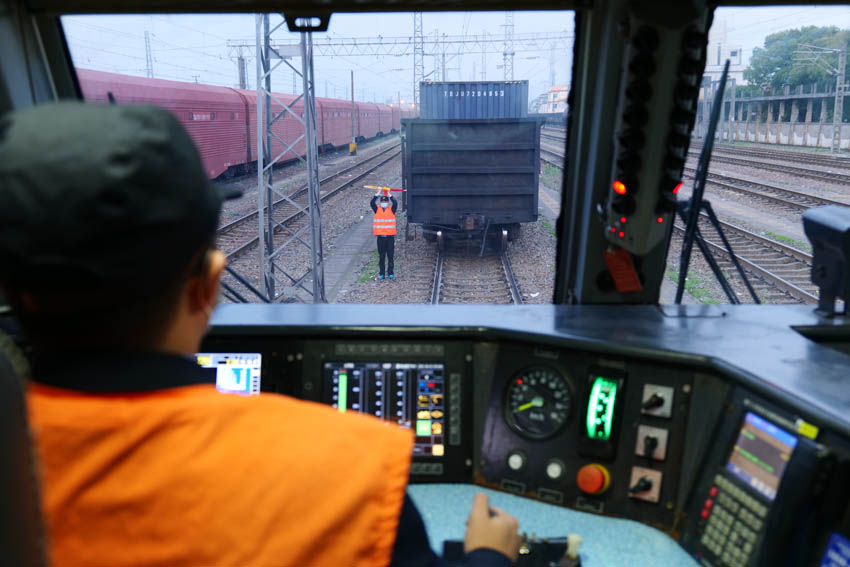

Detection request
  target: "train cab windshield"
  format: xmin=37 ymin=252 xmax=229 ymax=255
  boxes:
xmin=61 ymin=11 xmax=574 ymax=305
xmin=55 ymin=6 xmax=850 ymax=308
xmin=3 ymin=2 xmax=850 ymax=567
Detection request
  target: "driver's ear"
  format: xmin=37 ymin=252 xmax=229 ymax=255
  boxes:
xmin=202 ymin=250 xmax=226 ymax=306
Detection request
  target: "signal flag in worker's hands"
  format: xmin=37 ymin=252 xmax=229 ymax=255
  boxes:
xmin=364 ymin=185 xmax=406 ymax=197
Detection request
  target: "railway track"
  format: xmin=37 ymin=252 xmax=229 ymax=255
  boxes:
xmin=687 ymin=150 xmax=850 ymax=184
xmin=673 ymin=215 xmax=817 ymax=304
xmin=431 ymin=247 xmax=523 ymax=304
xmin=541 ymin=130 xmax=567 ymax=145
xmin=682 ymin=166 xmax=849 ymax=213
xmin=540 ymin=142 xmax=847 ymax=213
xmin=691 ymin=142 xmax=850 ymax=170
xmin=541 ymin=147 xmax=565 ymax=169
xmin=216 ymin=143 xmax=401 ymax=259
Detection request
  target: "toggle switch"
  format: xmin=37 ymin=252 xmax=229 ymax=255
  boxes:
xmin=635 ymin=425 xmax=669 ymax=461
xmin=643 ymin=435 xmax=659 ymax=457
xmin=640 ymin=385 xmax=674 ymax=418
xmin=642 ymin=393 xmax=664 ymax=410
xmin=628 ymin=466 xmax=663 ymax=503
xmin=629 ymin=476 xmax=653 ymax=494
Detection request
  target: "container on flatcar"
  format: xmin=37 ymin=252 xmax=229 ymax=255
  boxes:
xmin=419 ymin=81 xmax=529 ymax=119
xmin=402 ymin=117 xmax=540 ymax=240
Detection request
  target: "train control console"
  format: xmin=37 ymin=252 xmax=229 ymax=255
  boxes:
xmin=201 ymin=303 xmax=850 ymax=566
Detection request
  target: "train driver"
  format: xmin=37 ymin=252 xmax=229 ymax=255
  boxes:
xmin=371 ymin=190 xmax=398 ymax=280
xmin=0 ymin=102 xmax=520 ymax=567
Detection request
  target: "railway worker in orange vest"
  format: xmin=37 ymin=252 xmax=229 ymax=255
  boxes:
xmin=371 ymin=190 xmax=398 ymax=280
xmin=0 ymin=102 xmax=520 ymax=567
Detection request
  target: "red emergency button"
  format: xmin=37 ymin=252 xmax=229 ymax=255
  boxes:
xmin=709 ymin=486 xmax=718 ymax=498
xmin=704 ymin=499 xmax=714 ymax=510
xmin=577 ymin=464 xmax=611 ymax=495
xmin=701 ymin=508 xmax=710 ymax=520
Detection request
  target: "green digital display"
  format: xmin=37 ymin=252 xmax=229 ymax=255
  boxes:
xmin=586 ymin=376 xmax=618 ymax=440
xmin=337 ymin=371 xmax=347 ymax=413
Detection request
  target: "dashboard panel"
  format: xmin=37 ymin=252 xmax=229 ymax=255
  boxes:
xmin=201 ymin=303 xmax=850 ymax=566
xmin=477 ymin=343 xmax=694 ymax=529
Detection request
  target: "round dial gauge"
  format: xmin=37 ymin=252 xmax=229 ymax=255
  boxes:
xmin=504 ymin=367 xmax=572 ymax=439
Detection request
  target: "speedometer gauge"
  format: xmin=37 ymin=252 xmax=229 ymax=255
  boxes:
xmin=504 ymin=367 xmax=572 ymax=439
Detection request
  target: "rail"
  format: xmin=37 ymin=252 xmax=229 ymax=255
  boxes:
xmin=687 ymin=151 xmax=850 ymax=184
xmin=431 ymin=248 xmax=523 ymax=305
xmin=673 ymin=215 xmax=817 ymax=304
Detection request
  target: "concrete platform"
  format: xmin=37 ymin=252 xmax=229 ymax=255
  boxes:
xmin=324 ymin=213 xmax=378 ymax=302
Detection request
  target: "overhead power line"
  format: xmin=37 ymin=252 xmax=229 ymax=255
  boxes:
xmin=226 ymin=31 xmax=573 ymax=58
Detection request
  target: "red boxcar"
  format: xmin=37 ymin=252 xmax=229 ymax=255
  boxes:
xmin=77 ymin=68 xmax=248 ymax=179
xmin=390 ymin=106 xmax=401 ymax=133
xmin=77 ymin=69 xmax=394 ymax=179
xmin=376 ymin=104 xmax=392 ymax=136
xmin=355 ymin=102 xmax=381 ymax=141
xmin=316 ymin=97 xmax=354 ymax=149
xmin=234 ymin=88 xmax=312 ymax=170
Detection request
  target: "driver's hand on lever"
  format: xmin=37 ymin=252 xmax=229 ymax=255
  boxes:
xmin=464 ymin=492 xmax=521 ymax=562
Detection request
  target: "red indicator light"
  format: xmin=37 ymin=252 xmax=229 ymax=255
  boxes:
xmin=673 ymin=182 xmax=682 ymax=195
xmin=428 ymin=382 xmax=435 ymax=388
xmin=620 ymin=217 xmax=627 ymax=224
xmin=612 ymin=181 xmax=627 ymax=195
xmin=516 ymin=379 xmax=523 ymax=385
xmin=610 ymin=227 xmax=616 ymax=233
xmin=657 ymin=217 xmax=664 ymax=223
xmin=618 ymin=231 xmax=625 ymax=238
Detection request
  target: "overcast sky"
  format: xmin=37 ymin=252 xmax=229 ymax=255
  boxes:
xmin=716 ymin=5 xmax=850 ymax=59
xmin=62 ymin=5 xmax=850 ymax=105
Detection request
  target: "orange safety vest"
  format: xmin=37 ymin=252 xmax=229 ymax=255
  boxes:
xmin=28 ymin=383 xmax=413 ymax=567
xmin=373 ymin=205 xmax=396 ymax=236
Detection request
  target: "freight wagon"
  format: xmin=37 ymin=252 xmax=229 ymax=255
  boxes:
xmin=401 ymin=117 xmax=542 ymax=251
xmin=77 ymin=68 xmax=406 ymax=179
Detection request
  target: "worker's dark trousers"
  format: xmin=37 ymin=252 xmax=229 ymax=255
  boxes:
xmin=377 ymin=236 xmax=395 ymax=276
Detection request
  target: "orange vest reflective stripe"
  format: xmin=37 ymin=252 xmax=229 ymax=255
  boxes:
xmin=373 ymin=205 xmax=396 ymax=236
xmin=28 ymin=383 xmax=413 ymax=567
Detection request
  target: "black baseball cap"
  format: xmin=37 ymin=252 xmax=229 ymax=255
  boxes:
xmin=0 ymin=102 xmax=241 ymax=311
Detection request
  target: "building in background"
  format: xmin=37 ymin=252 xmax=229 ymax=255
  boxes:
xmin=536 ymin=85 xmax=568 ymax=114
xmin=529 ymin=92 xmax=548 ymax=113
xmin=703 ymin=19 xmax=747 ymax=85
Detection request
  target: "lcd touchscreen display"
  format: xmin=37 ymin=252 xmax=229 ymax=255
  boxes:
xmin=324 ymin=362 xmax=445 ymax=457
xmin=726 ymin=412 xmax=798 ymax=501
xmin=195 ymin=353 xmax=262 ymax=396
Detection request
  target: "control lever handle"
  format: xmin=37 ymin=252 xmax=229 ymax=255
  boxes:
xmin=642 ymin=392 xmax=665 ymax=410
xmin=643 ymin=435 xmax=659 ymax=458
xmin=629 ymin=476 xmax=653 ymax=494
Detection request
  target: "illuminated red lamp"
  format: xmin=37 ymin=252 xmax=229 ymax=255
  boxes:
xmin=657 ymin=217 xmax=664 ymax=223
xmin=618 ymin=231 xmax=625 ymax=238
xmin=516 ymin=379 xmax=523 ymax=385
xmin=673 ymin=182 xmax=683 ymax=195
xmin=610 ymin=227 xmax=616 ymax=233
xmin=620 ymin=217 xmax=627 ymax=224
xmin=612 ymin=180 xmax=627 ymax=195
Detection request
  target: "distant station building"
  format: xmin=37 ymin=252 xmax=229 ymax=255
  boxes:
xmin=534 ymin=85 xmax=568 ymax=114
xmin=530 ymin=92 xmax=547 ymax=114
xmin=703 ymin=19 xmax=747 ymax=86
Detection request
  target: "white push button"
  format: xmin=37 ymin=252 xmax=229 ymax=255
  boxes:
xmin=546 ymin=460 xmax=564 ymax=480
xmin=507 ymin=451 xmax=526 ymax=471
